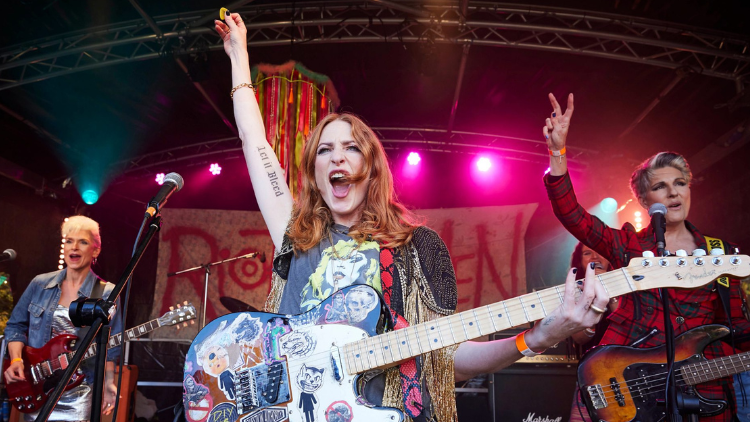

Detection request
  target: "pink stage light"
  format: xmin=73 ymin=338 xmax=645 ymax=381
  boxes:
xmin=476 ymin=157 xmax=492 ymax=172
xmin=407 ymin=152 xmax=421 ymax=166
xmin=209 ymin=163 xmax=222 ymax=175
xmin=155 ymin=173 xmax=165 ymax=185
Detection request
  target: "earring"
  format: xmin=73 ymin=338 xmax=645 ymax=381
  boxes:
xmin=93 ymin=257 xmax=98 ymax=265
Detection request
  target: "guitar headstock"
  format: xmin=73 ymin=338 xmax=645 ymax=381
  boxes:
xmin=625 ymin=253 xmax=750 ymax=291
xmin=159 ymin=301 xmax=197 ymax=328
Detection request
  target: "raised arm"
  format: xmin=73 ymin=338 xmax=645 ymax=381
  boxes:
xmin=544 ymin=93 xmax=574 ymax=176
xmin=215 ymin=13 xmax=293 ymax=250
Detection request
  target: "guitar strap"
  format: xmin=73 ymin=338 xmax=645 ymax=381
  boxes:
xmin=74 ymin=278 xmax=108 ymax=349
xmin=703 ymin=236 xmax=742 ymax=412
xmin=380 ymin=247 xmax=424 ymax=419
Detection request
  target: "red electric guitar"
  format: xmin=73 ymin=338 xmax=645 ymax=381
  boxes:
xmin=4 ymin=302 xmax=197 ymax=413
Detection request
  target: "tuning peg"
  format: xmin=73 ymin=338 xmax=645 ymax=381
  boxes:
xmin=642 ymin=251 xmax=655 ymax=258
xmin=169 ymin=306 xmax=174 ymax=311
xmin=177 ymin=303 xmax=181 ymax=308
xmin=183 ymin=322 xmax=188 ymax=327
xmin=675 ymin=249 xmax=688 ymax=257
xmin=710 ymin=248 xmax=724 ymax=256
xmin=176 ymin=324 xmax=180 ymax=330
xmin=692 ymin=249 xmax=707 ymax=256
xmin=190 ymin=320 xmax=195 ymax=325
xmin=184 ymin=301 xmax=188 ymax=305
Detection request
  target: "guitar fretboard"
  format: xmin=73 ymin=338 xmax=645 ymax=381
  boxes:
xmin=342 ymin=269 xmax=638 ymax=374
xmin=78 ymin=319 xmax=161 ymax=360
xmin=681 ymin=351 xmax=750 ymax=385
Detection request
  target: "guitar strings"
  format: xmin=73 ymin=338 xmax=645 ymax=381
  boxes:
xmin=255 ymin=262 xmax=731 ymax=375
xmin=222 ymin=260 xmax=740 ymax=380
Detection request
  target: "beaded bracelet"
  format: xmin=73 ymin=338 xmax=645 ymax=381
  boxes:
xmin=230 ymin=83 xmax=254 ymax=99
xmin=515 ymin=330 xmax=546 ymax=357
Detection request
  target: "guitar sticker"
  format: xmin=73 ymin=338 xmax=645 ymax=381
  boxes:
xmin=262 ymin=318 xmax=291 ymax=365
xmin=207 ymin=403 xmax=238 ymax=422
xmin=325 ymin=401 xmax=353 ymax=422
xmin=279 ymin=330 xmax=316 ymax=359
xmin=323 ymin=291 xmax=347 ymax=323
xmin=344 ymin=285 xmax=378 ymax=324
xmin=193 ymin=314 xmax=262 ymax=400
xmin=297 ymin=364 xmax=325 ymax=422
xmin=239 ymin=407 xmax=288 ymax=422
xmin=289 ymin=308 xmax=322 ymax=329
xmin=184 ymin=376 xmax=212 ymax=422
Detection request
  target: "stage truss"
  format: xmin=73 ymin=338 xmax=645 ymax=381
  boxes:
xmin=1 ymin=1 xmax=748 ymax=92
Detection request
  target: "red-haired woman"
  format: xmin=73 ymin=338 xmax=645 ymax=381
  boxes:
xmin=214 ymin=13 xmax=609 ymax=421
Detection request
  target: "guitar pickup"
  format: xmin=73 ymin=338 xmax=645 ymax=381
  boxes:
xmin=610 ymin=377 xmax=626 ymax=407
xmin=234 ymin=361 xmax=290 ymax=415
xmin=586 ymin=384 xmax=607 ymax=409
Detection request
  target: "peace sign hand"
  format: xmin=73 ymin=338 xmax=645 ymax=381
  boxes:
xmin=543 ymin=93 xmax=574 ymax=152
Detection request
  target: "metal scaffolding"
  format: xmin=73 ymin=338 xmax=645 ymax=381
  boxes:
xmin=1 ymin=1 xmax=749 ymax=92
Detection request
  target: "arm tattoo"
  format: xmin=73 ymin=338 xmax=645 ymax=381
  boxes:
xmin=258 ymin=146 xmax=284 ymax=197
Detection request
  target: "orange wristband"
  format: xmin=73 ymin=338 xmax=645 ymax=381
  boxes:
xmin=548 ymin=146 xmax=566 ymax=157
xmin=11 ymin=358 xmax=23 ymax=365
xmin=515 ymin=330 xmax=545 ymax=357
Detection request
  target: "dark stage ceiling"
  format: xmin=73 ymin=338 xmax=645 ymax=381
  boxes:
xmin=1 ymin=0 xmax=749 ymax=218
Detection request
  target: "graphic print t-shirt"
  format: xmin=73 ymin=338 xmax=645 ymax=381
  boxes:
xmin=279 ymin=225 xmax=381 ymax=314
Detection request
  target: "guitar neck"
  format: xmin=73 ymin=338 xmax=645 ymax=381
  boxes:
xmin=681 ymin=351 xmax=750 ymax=386
xmin=80 ymin=319 xmax=162 ymax=360
xmin=343 ymin=269 xmax=638 ymax=374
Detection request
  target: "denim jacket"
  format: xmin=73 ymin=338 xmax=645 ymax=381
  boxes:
xmin=4 ymin=269 xmax=123 ymax=383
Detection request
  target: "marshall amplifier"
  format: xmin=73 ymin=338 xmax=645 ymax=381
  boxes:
xmin=489 ymin=329 xmax=579 ymax=422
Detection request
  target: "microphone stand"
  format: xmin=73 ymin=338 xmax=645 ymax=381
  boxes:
xmin=35 ymin=216 xmax=163 ymax=422
xmin=167 ymin=251 xmax=264 ymax=328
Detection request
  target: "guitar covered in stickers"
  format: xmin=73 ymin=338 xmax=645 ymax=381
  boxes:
xmin=183 ymin=253 xmax=750 ymax=422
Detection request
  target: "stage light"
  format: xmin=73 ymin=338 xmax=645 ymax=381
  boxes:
xmin=407 ymin=152 xmax=421 ymax=166
xmin=58 ymin=259 xmax=64 ymax=264
xmin=81 ymin=189 xmax=99 ymax=205
xmin=210 ymin=163 xmax=222 ymax=175
xmin=544 ymin=167 xmax=551 ymax=175
xmin=634 ymin=211 xmax=641 ymax=217
xmin=635 ymin=217 xmax=642 ymax=223
xmin=600 ymin=198 xmax=618 ymax=214
xmin=477 ymin=157 xmax=492 ymax=172
xmin=58 ymin=265 xmax=63 ymax=270
xmin=64 ymin=217 xmax=69 ymax=222
xmin=156 ymin=173 xmax=165 ymax=185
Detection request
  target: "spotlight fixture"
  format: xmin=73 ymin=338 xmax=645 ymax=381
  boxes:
xmin=209 ymin=163 xmax=222 ymax=176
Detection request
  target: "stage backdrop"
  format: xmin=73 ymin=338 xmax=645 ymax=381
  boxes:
xmin=150 ymin=204 xmax=537 ymax=339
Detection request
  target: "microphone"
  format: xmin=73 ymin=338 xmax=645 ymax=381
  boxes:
xmin=648 ymin=203 xmax=668 ymax=257
xmin=0 ymin=249 xmax=16 ymax=263
xmin=145 ymin=173 xmax=184 ymax=217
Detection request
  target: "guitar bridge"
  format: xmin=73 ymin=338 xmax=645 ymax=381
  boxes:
xmin=234 ymin=361 xmax=290 ymax=415
xmin=586 ymin=384 xmax=607 ymax=409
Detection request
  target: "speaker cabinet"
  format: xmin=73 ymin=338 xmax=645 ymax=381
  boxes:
xmin=491 ymin=364 xmax=577 ymax=422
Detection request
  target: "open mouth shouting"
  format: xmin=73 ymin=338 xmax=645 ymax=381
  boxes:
xmin=329 ymin=170 xmax=352 ymax=198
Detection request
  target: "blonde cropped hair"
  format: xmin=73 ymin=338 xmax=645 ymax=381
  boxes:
xmin=61 ymin=216 xmax=102 ymax=249
xmin=629 ymin=152 xmax=692 ymax=200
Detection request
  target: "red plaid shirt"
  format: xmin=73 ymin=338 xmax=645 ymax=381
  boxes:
xmin=546 ymin=172 xmax=750 ymax=421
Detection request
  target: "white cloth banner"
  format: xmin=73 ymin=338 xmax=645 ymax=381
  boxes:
xmin=151 ymin=204 xmax=537 ymax=339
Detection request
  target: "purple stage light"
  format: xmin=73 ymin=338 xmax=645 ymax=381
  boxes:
xmin=407 ymin=152 xmax=421 ymax=166
xmin=210 ymin=163 xmax=222 ymax=175
xmin=476 ymin=157 xmax=492 ymax=172
xmin=155 ymin=173 xmax=165 ymax=185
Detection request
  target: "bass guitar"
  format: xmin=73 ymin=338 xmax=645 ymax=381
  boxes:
xmin=182 ymin=253 xmax=749 ymax=422
xmin=579 ymin=324 xmax=750 ymax=422
xmin=5 ymin=302 xmax=197 ymax=413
